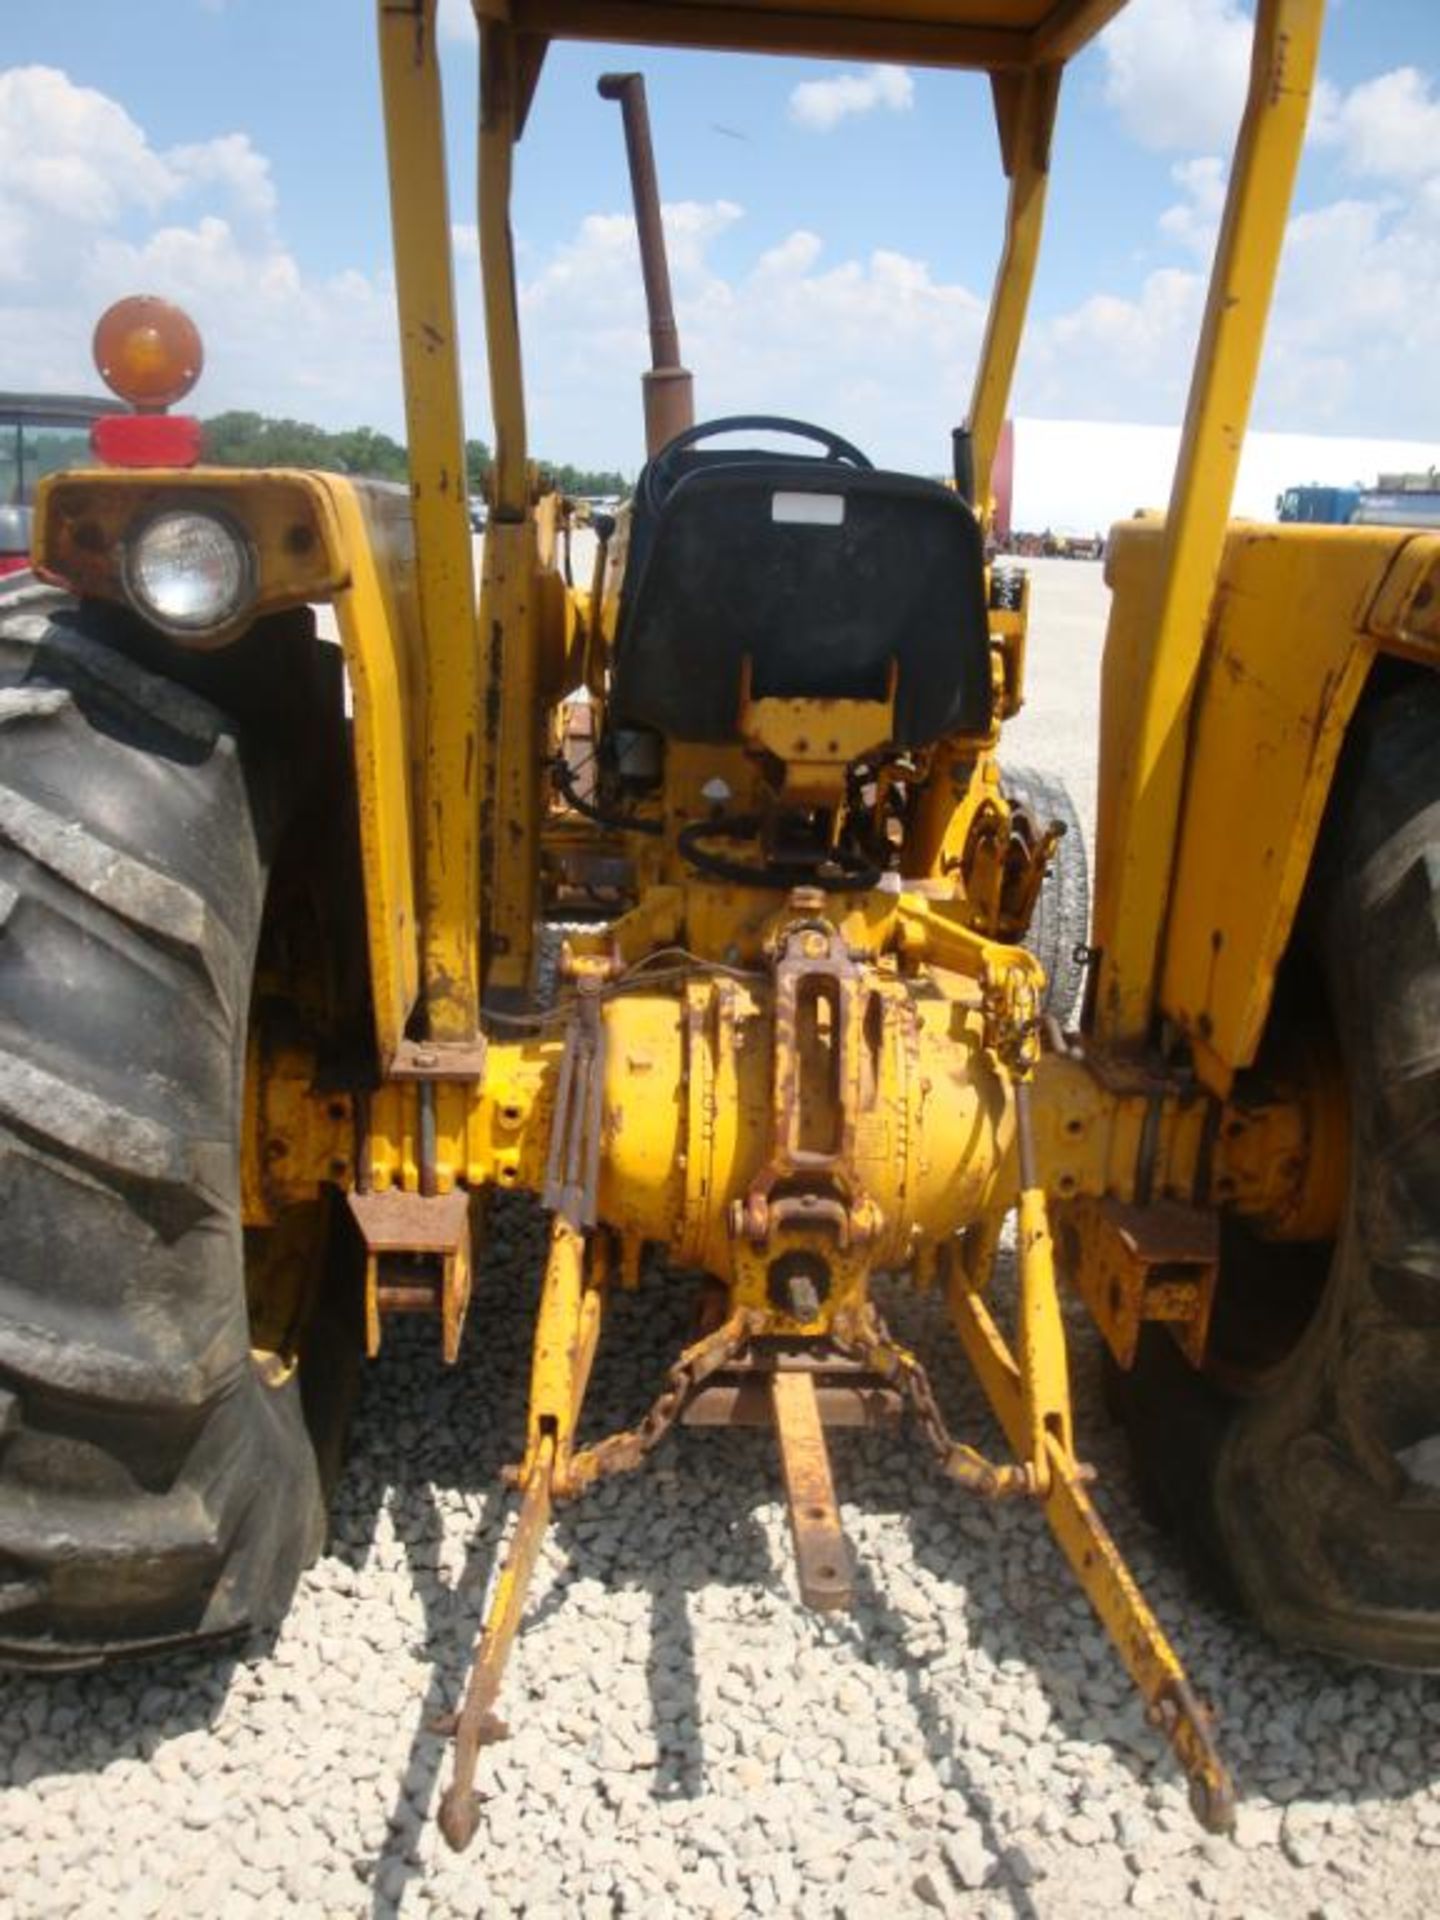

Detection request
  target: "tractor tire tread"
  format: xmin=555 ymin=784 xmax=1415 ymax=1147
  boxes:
xmin=0 ymin=593 xmax=324 ymax=1667
xmin=1002 ymin=762 xmax=1090 ymax=1025
xmin=1113 ymin=672 xmax=1440 ymax=1667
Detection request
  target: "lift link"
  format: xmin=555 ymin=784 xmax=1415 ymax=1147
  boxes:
xmin=1014 ymin=1076 xmax=1073 ymax=1488
xmin=438 ymin=1209 xmax=605 ymax=1851
xmin=1042 ymin=1429 xmax=1235 ymax=1835
xmin=438 ymin=1432 xmax=555 ymax=1852
xmin=944 ymin=1153 xmax=1236 ymax=1832
xmin=542 ymin=978 xmax=606 ymax=1232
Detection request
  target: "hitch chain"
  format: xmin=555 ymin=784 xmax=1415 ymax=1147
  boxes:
xmin=831 ymin=1306 xmax=1037 ymax=1498
xmin=561 ymin=1308 xmax=767 ymax=1495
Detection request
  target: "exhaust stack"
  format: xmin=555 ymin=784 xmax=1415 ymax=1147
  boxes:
xmin=598 ymin=72 xmax=695 ymax=456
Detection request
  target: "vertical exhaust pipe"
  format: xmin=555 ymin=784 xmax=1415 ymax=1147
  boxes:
xmin=598 ymin=72 xmax=695 ymax=456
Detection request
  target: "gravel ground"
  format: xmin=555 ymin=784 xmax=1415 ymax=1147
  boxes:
xmin=4 ymin=559 xmax=1440 ymax=1919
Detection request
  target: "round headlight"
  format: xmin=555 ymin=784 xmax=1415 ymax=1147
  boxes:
xmin=125 ymin=510 xmax=254 ymax=640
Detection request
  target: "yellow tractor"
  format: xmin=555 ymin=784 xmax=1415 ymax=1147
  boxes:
xmin=3 ymin=0 xmax=1437 ymax=1854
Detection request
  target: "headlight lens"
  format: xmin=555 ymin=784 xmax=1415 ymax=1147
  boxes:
xmin=126 ymin=510 xmax=254 ymax=637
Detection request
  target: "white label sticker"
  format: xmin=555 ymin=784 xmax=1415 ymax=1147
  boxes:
xmin=771 ymin=491 xmax=845 ymax=526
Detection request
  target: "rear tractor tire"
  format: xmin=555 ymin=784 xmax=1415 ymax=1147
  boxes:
xmin=1003 ymin=763 xmax=1090 ymax=1026
xmin=0 ymin=582 xmax=332 ymax=1666
xmin=1108 ymin=672 xmax=1440 ymax=1666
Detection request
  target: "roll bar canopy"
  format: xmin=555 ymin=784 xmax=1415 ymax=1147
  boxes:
xmin=486 ymin=1 xmax=1128 ymax=73
xmin=375 ymin=0 xmax=1325 ymax=1033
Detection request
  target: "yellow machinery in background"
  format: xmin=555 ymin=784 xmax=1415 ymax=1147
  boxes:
xmin=8 ymin=0 xmax=1440 ymax=1857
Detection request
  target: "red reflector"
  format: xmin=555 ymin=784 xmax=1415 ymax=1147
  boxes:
xmin=0 ymin=555 xmax=30 ymax=578
xmin=92 ymin=414 xmax=204 ymax=469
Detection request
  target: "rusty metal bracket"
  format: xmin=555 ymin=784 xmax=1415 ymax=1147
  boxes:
xmin=733 ymin=911 xmax=885 ymax=1256
xmin=1061 ymin=1195 xmax=1219 ymax=1370
xmin=347 ymin=1187 xmax=474 ymax=1362
xmin=388 ymin=1037 xmax=489 ymax=1080
xmin=681 ymin=1344 xmax=904 ymax=1432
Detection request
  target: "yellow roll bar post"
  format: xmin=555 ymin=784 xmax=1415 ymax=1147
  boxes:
xmin=966 ymin=62 xmax=1060 ymax=528
xmin=1090 ymin=0 xmax=1326 ymax=1048
xmin=478 ymin=16 xmax=531 ymax=521
xmin=473 ymin=17 xmax=556 ymax=1001
xmin=377 ymin=0 xmax=483 ymax=1040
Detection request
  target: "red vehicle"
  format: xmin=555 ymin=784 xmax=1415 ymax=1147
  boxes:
xmin=0 ymin=392 xmax=125 ymax=577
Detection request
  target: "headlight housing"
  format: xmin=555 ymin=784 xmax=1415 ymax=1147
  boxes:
xmin=123 ymin=508 xmax=256 ymax=642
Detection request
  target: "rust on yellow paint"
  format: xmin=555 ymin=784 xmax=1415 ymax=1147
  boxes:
xmin=34 ymin=465 xmax=348 ymax=631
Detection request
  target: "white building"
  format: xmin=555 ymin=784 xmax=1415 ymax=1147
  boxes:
xmin=1007 ymin=418 xmax=1440 ymax=537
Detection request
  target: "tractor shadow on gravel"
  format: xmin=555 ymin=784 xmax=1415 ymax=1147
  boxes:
xmin=325 ymin=1207 xmax=1051 ymax=1913
xmin=868 ymin=1273 xmax=1440 ymax=1841
xmin=0 ymin=1638 xmax=250 ymax=1793
xmin=4 ymin=1191 xmax=1438 ymax=1918
xmin=338 ymin=1213 xmax=788 ymax=1915
xmin=317 ymin=1199 xmax=1440 ymax=1915
xmin=340 ymin=1225 xmax=1056 ymax=1915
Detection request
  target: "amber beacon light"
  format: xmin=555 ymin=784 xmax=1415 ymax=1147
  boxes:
xmin=92 ymin=295 xmax=204 ymax=411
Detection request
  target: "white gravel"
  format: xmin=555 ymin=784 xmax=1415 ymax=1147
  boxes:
xmin=4 ymin=560 xmax=1440 ymax=1919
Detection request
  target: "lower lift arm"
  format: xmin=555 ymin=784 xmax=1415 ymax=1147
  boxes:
xmin=948 ymin=1077 xmax=1234 ymax=1832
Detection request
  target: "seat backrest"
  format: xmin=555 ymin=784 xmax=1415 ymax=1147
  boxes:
xmin=609 ymin=461 xmax=992 ymax=749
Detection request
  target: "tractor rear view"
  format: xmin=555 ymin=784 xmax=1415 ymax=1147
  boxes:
xmin=4 ymin=0 xmax=1439 ymax=1857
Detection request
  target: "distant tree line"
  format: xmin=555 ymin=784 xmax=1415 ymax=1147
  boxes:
xmin=200 ymin=411 xmax=629 ymax=498
xmin=535 ymin=460 xmax=630 ymax=498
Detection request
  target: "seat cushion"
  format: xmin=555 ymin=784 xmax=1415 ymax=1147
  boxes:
xmin=610 ymin=461 xmax=991 ymax=749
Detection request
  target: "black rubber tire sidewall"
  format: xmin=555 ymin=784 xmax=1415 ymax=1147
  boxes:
xmin=0 ymin=584 xmax=327 ymax=1664
xmin=1108 ymin=669 xmax=1440 ymax=1664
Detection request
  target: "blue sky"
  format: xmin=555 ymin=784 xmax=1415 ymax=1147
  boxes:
xmin=2 ymin=1 xmax=1438 ymax=478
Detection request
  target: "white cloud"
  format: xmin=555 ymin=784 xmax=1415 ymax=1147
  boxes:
xmin=1022 ymin=152 xmax=1440 ymax=438
xmin=514 ymin=195 xmax=985 ymax=470
xmin=0 ymin=66 xmax=175 ymax=232
xmin=0 ymin=65 xmax=280 ymax=292
xmin=1156 ymin=156 xmax=1227 ymax=258
xmin=1312 ymin=66 xmax=1440 ymax=181
xmin=3 ymin=51 xmax=1436 ymax=488
xmin=1098 ymin=4 xmax=1440 ymax=186
xmin=1098 ymin=0 xmax=1251 ymax=153
xmin=1023 ymin=268 xmax=1206 ymax=423
xmin=1080 ymin=20 xmax=1440 ymax=438
xmin=168 ymin=132 xmax=277 ymax=222
xmin=756 ymin=231 xmax=824 ymax=277
xmin=437 ymin=0 xmax=475 ymax=41
xmin=788 ymin=64 xmax=914 ymax=133
xmin=0 ymin=66 xmax=399 ymax=422
xmin=1258 ymin=190 xmax=1440 ymax=427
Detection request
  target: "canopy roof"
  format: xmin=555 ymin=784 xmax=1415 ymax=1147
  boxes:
xmin=498 ymin=0 xmax=1131 ymax=71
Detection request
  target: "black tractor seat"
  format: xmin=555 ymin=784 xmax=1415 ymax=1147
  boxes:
xmin=610 ymin=416 xmax=992 ymax=750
